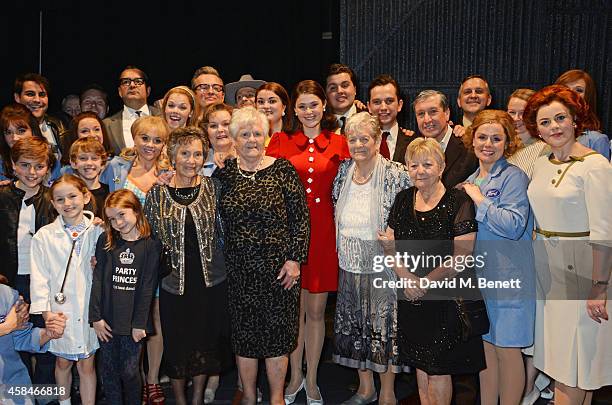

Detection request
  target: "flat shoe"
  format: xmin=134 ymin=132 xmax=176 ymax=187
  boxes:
xmin=341 ymin=392 xmax=377 ymax=405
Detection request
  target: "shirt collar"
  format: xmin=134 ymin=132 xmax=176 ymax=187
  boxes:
xmin=439 ymin=126 xmax=453 ymax=152
xmin=293 ymin=130 xmax=331 ymax=149
xmin=123 ymin=104 xmax=150 ymax=117
xmin=462 ymin=115 xmax=472 ymax=128
xmin=335 ymin=104 xmax=357 ymax=120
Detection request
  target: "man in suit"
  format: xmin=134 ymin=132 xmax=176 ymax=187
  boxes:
xmin=412 ymin=89 xmax=478 ymax=188
xmin=191 ymin=66 xmax=225 ymax=110
xmin=14 ymin=73 xmax=65 ymax=159
xmin=325 ymin=63 xmax=364 ymax=133
xmin=103 ymin=66 xmax=160 ymax=155
xmin=367 ymin=74 xmax=413 ymax=164
xmin=456 ymin=74 xmax=491 ymax=128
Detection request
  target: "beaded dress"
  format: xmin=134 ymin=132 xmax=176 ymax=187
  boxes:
xmin=387 ymin=187 xmax=486 ymax=374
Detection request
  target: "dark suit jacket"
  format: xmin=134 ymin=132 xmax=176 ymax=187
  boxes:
xmin=392 ymin=128 xmax=412 ymax=164
xmin=403 ymin=133 xmax=478 ymax=188
xmin=103 ymin=105 xmax=161 ymax=155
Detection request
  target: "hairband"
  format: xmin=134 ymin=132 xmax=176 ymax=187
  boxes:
xmin=168 ymin=85 xmax=196 ymax=106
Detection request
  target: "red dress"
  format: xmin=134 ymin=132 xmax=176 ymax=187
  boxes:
xmin=267 ymin=130 xmax=349 ymax=292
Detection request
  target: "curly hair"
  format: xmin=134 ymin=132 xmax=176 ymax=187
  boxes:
xmin=523 ymin=85 xmax=589 ymax=139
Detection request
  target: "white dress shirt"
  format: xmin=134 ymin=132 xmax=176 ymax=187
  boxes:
xmin=439 ymin=126 xmax=453 ymax=152
xmin=383 ymin=122 xmax=400 ymax=158
xmin=122 ymin=105 xmax=150 ymax=148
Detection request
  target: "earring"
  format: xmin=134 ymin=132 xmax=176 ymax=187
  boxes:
xmin=323 ymin=107 xmax=326 ymax=111
xmin=282 ymin=111 xmax=285 ymax=117
xmin=572 ymin=123 xmax=577 ymax=128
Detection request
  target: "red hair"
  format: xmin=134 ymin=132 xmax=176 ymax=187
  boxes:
xmin=523 ymin=85 xmax=589 ymax=139
xmin=555 ymin=69 xmax=600 ymax=131
xmin=102 ymin=189 xmax=151 ymax=250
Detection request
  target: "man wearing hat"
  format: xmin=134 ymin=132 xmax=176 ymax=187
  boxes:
xmin=225 ymin=74 xmax=266 ymax=108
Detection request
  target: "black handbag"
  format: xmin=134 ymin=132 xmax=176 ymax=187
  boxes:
xmin=455 ymin=297 xmax=490 ymax=341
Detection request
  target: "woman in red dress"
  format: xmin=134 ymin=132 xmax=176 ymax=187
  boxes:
xmin=267 ymin=80 xmax=349 ymax=404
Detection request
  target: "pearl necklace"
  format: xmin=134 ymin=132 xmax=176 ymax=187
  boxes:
xmin=237 ymin=156 xmax=265 ymax=181
xmin=352 ymin=166 xmax=375 ymax=185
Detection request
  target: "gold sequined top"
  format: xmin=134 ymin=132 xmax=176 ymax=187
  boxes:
xmin=144 ymin=177 xmax=226 ymax=295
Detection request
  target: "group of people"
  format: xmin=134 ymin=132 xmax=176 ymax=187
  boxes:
xmin=0 ymin=63 xmax=610 ymax=405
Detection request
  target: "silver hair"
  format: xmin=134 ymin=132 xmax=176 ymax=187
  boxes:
xmin=344 ymin=112 xmax=381 ymax=142
xmin=412 ymin=90 xmax=450 ymax=111
xmin=229 ymin=107 xmax=270 ymax=140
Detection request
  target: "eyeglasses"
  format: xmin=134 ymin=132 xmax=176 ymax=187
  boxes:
xmin=119 ymin=78 xmax=146 ymax=87
xmin=194 ymin=84 xmax=224 ymax=94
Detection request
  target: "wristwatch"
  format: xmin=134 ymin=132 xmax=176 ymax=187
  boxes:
xmin=592 ymin=280 xmax=609 ymax=287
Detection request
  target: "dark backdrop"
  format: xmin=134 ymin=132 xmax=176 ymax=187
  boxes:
xmin=1 ymin=0 xmax=341 ymax=114
xmin=340 ymin=0 xmax=612 ymax=135
xmin=2 ymin=0 xmax=610 ymax=135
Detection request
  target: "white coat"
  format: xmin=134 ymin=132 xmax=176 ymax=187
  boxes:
xmin=29 ymin=211 xmax=102 ymax=356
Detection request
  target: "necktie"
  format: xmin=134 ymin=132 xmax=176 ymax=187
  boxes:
xmin=380 ymin=131 xmax=391 ymax=159
xmin=339 ymin=116 xmax=347 ymax=133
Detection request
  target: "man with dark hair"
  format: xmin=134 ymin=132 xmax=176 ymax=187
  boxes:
xmin=410 ymin=89 xmax=478 ymax=188
xmin=366 ymin=74 xmax=413 ymax=164
xmin=191 ymin=66 xmax=225 ymax=110
xmin=325 ymin=63 xmax=363 ymax=132
xmin=456 ymin=74 xmax=491 ymax=127
xmin=14 ymin=73 xmax=65 ymax=158
xmin=103 ymin=66 xmax=160 ymax=154
xmin=80 ymin=84 xmax=109 ymax=120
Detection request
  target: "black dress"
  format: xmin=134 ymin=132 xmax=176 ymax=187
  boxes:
xmin=214 ymin=158 xmax=310 ymax=358
xmin=387 ymin=187 xmax=485 ymax=375
xmin=158 ymin=185 xmax=232 ymax=379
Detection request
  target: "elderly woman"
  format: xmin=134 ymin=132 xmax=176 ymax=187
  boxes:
xmin=331 ymin=112 xmax=411 ymax=405
xmin=144 ymin=126 xmax=232 ymax=405
xmin=555 ymin=69 xmax=610 ymax=160
xmin=524 ymin=85 xmax=611 ymax=405
xmin=161 ymin=86 xmax=200 ymax=130
xmin=214 ymin=107 xmax=310 ymax=405
xmin=458 ymin=110 xmax=535 ymax=405
xmin=380 ymin=138 xmax=485 ymax=405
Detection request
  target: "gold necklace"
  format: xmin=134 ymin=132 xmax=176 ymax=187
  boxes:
xmin=237 ymin=156 xmax=265 ymax=181
xmin=352 ymin=166 xmax=375 ymax=185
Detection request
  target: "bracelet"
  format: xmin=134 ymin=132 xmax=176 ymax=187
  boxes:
xmin=592 ymin=280 xmax=609 ymax=286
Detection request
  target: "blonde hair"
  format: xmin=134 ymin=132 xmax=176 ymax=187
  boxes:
xmin=102 ymin=189 xmax=151 ymax=250
xmin=161 ymin=86 xmax=200 ymax=127
xmin=405 ymin=137 xmax=445 ymax=169
xmin=121 ymin=116 xmax=171 ymax=172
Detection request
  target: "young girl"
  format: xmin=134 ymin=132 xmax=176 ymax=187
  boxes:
xmin=29 ymin=174 xmax=103 ymax=405
xmin=89 ymin=189 xmax=160 ymax=405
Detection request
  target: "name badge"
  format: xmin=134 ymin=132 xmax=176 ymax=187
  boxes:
xmin=485 ymin=189 xmax=500 ymax=198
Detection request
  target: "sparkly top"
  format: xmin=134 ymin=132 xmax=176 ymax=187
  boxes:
xmin=124 ymin=178 xmax=147 ymax=206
